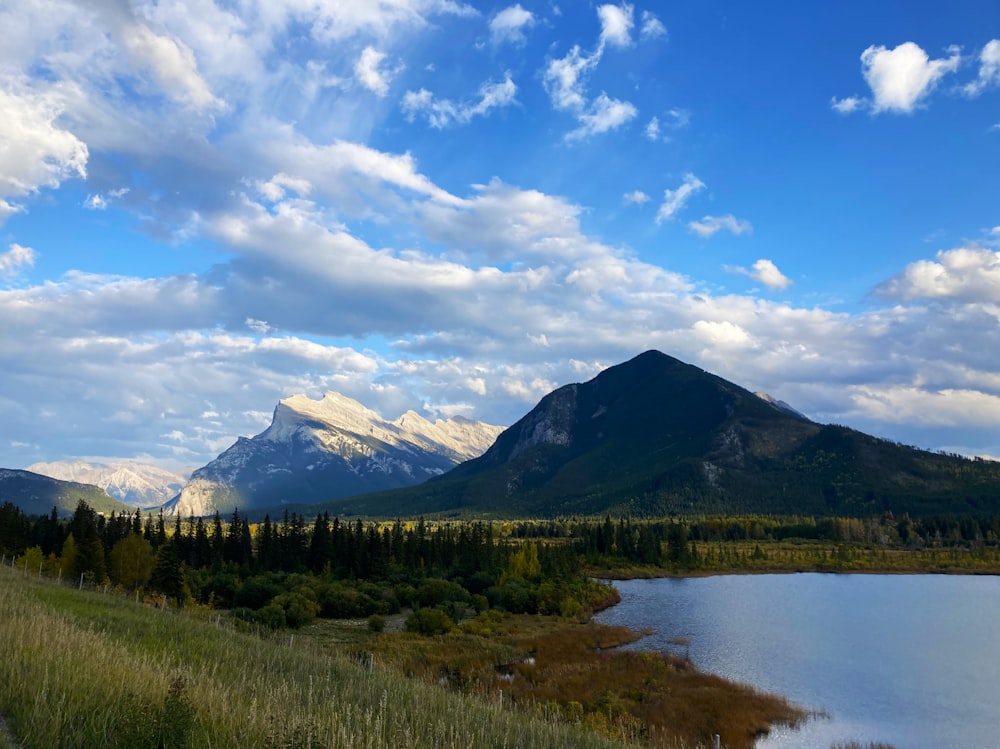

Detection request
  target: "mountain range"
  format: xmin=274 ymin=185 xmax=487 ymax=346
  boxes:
xmin=161 ymin=391 xmax=504 ymax=516
xmin=5 ymin=351 xmax=1000 ymax=521
xmin=319 ymin=351 xmax=1000 ymax=518
xmin=25 ymin=460 xmax=188 ymax=508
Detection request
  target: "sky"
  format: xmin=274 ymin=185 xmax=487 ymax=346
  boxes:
xmin=2 ymin=0 xmax=1000 ymax=471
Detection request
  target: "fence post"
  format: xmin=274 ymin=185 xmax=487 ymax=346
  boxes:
xmin=79 ymin=573 xmax=84 ymax=590
xmin=714 ymin=734 xmax=721 ymax=749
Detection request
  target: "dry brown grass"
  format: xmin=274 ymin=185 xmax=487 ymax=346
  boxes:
xmin=350 ymin=614 xmax=804 ymax=749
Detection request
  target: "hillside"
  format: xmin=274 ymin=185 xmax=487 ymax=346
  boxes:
xmin=0 ymin=469 xmax=133 ymax=517
xmin=316 ymin=351 xmax=1000 ymax=518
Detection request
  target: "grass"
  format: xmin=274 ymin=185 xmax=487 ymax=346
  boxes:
xmin=340 ymin=612 xmax=805 ymax=749
xmin=0 ymin=566 xmax=636 ymax=749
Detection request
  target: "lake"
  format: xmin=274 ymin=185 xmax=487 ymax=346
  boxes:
xmin=592 ymin=573 xmax=1000 ymax=749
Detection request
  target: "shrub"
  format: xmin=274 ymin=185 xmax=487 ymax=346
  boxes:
xmin=404 ymin=607 xmax=453 ymax=636
xmin=367 ymin=614 xmax=386 ymax=633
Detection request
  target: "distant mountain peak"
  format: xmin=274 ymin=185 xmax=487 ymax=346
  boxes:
xmin=25 ymin=459 xmax=188 ymax=508
xmin=163 ymin=392 xmax=503 ymax=516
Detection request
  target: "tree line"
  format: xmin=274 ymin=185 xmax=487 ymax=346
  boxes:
xmin=0 ymin=501 xmax=615 ymax=631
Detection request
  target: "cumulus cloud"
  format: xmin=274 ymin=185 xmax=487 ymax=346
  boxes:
xmin=964 ymin=39 xmax=1000 ymax=96
xmin=598 ymin=3 xmax=634 ymax=48
xmin=640 ymin=11 xmax=666 ymax=41
xmin=874 ymin=246 xmax=1000 ymax=303
xmin=0 ymin=87 xmax=88 ymax=200
xmin=623 ymin=190 xmax=649 ymax=205
xmin=727 ymin=259 xmax=792 ymax=290
xmin=645 ymin=109 xmax=689 ymax=140
xmin=565 ymin=93 xmax=637 ymax=140
xmin=656 ymin=174 xmax=705 ymax=223
xmin=354 ymin=46 xmax=399 ymax=97
xmin=542 ymin=5 xmax=637 ymax=139
xmin=490 ymin=4 xmax=534 ymax=45
xmin=860 ymin=42 xmax=961 ymax=113
xmin=543 ymin=45 xmax=601 ymax=113
xmin=687 ymin=214 xmax=753 ymax=238
xmin=830 ymin=96 xmax=863 ymax=114
xmin=402 ymin=73 xmax=517 ymax=127
xmin=0 ymin=244 xmax=35 ymax=280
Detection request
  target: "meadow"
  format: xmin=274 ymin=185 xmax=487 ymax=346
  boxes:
xmin=0 ymin=566 xmax=634 ymax=749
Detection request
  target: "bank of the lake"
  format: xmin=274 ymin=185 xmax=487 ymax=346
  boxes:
xmin=594 ymin=573 xmax=1000 ymax=749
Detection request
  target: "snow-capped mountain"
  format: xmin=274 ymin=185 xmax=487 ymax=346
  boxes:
xmin=26 ymin=460 xmax=189 ymax=508
xmin=163 ymin=391 xmax=504 ymax=516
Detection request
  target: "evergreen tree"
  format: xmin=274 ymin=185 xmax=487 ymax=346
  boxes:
xmin=150 ymin=540 xmax=185 ymax=602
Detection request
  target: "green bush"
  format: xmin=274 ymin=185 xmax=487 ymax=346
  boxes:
xmin=404 ymin=607 xmax=453 ymax=636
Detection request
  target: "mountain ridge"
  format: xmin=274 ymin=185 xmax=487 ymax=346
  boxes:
xmin=163 ymin=391 xmax=503 ymax=516
xmin=25 ymin=460 xmax=188 ymax=508
xmin=313 ymin=351 xmax=1000 ymax=518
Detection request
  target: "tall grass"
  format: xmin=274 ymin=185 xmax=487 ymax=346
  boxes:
xmin=0 ymin=567 xmax=635 ymax=749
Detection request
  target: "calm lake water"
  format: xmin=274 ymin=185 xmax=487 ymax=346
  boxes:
xmin=592 ymin=574 xmax=1000 ymax=749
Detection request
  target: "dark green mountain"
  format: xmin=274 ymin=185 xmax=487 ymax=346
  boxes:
xmin=303 ymin=351 xmax=1000 ymax=518
xmin=0 ymin=469 xmax=132 ymax=517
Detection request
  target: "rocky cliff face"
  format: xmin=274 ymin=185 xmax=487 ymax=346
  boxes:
xmin=162 ymin=391 xmax=503 ymax=516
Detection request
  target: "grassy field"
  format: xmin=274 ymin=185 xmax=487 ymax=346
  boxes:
xmin=0 ymin=566 xmax=636 ymax=749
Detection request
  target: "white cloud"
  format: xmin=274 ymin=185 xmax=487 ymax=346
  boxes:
xmin=566 ymin=93 xmax=637 ymax=140
xmin=687 ymin=214 xmax=753 ymax=238
xmin=85 ymin=194 xmax=108 ymax=210
xmin=402 ymin=72 xmax=517 ymax=127
xmin=0 ymin=243 xmax=35 ymax=279
xmin=245 ymin=318 xmax=272 ymax=334
xmin=692 ymin=320 xmax=753 ymax=347
xmin=874 ymin=246 xmax=1000 ymax=303
xmin=640 ymin=11 xmax=666 ymax=41
xmin=84 ymin=187 xmax=129 ymax=211
xmin=860 ymin=42 xmax=961 ymax=113
xmin=119 ymin=22 xmax=223 ymax=112
xmin=656 ymin=174 xmax=705 ymax=223
xmin=258 ymin=173 xmax=313 ymax=202
xmin=0 ymin=200 xmax=21 ymax=226
xmin=543 ymin=45 xmax=600 ymax=112
xmin=598 ymin=4 xmax=634 ymax=48
xmin=727 ymin=259 xmax=792 ymax=290
xmin=848 ymin=385 xmax=1000 ymax=429
xmin=623 ymin=190 xmax=649 ymax=205
xmin=645 ymin=110 xmax=689 ymax=140
xmin=0 ymin=87 xmax=88 ymax=200
xmin=964 ymin=39 xmax=1000 ymax=96
xmin=354 ymin=46 xmax=399 ymax=97
xmin=831 ymin=96 xmax=863 ymax=114
xmin=490 ymin=4 xmax=535 ymax=45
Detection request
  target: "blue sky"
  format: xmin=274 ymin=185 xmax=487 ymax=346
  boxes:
xmin=2 ymin=0 xmax=999 ymax=470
